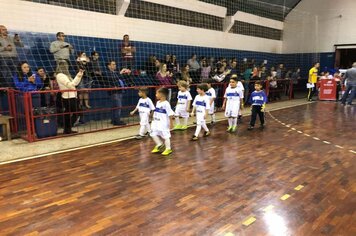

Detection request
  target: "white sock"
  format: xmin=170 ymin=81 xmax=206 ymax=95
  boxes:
xmin=228 ymin=118 xmax=233 ymax=127
xmin=195 ymin=124 xmax=202 ymax=136
xmin=201 ymin=122 xmax=209 ymax=132
xmin=211 ymin=114 xmax=216 ymax=122
xmin=232 ymin=118 xmax=237 ymax=126
xmin=164 ymin=138 xmax=171 ymax=150
xmin=152 ymin=135 xmax=162 ymax=146
xmin=175 ymin=117 xmax=180 ymax=125
xmin=139 ymin=125 xmax=146 ymax=136
xmin=183 ymin=117 xmax=188 ymax=126
xmin=238 ymin=110 xmax=242 ymax=116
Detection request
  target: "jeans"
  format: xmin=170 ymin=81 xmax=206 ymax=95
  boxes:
xmin=62 ymin=98 xmax=78 ymax=133
xmin=0 ymin=57 xmax=18 ymax=88
xmin=341 ymin=84 xmax=356 ymax=105
xmin=111 ymin=93 xmax=123 ymax=124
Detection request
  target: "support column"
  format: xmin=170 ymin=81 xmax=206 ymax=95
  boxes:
xmin=116 ymin=0 xmax=130 ymax=16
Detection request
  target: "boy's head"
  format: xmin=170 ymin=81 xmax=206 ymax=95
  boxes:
xmin=156 ymin=87 xmax=169 ymax=100
xmin=206 ymin=79 xmax=214 ymax=88
xmin=138 ymin=87 xmax=149 ymax=98
xmin=254 ymin=81 xmax=263 ymax=91
xmin=196 ymin=83 xmax=208 ymax=95
xmin=229 ymin=76 xmax=238 ymax=88
xmin=177 ymin=80 xmax=188 ymax=91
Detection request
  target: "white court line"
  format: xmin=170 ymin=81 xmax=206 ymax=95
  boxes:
xmin=349 ymin=150 xmax=356 ymax=154
xmin=323 ymin=141 xmax=331 ymax=144
xmin=313 ymin=137 xmax=320 ymax=140
xmin=297 ymin=131 xmax=303 ymax=134
xmin=291 ymin=128 xmax=296 ymax=131
xmin=335 ymin=145 xmax=344 ymax=149
xmin=304 ymin=134 xmax=311 ymax=137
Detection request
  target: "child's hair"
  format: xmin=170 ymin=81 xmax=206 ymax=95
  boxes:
xmin=254 ymin=80 xmax=262 ymax=86
xmin=206 ymin=79 xmax=214 ymax=84
xmin=138 ymin=87 xmax=149 ymax=96
xmin=177 ymin=80 xmax=188 ymax=89
xmin=230 ymin=76 xmax=238 ymax=82
xmin=197 ymin=83 xmax=209 ymax=92
xmin=157 ymin=87 xmax=169 ymax=98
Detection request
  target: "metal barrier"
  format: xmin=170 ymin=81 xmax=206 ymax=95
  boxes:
xmin=0 ymin=80 xmax=303 ymax=142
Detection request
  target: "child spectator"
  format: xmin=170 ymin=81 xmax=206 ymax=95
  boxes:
xmin=130 ymin=87 xmax=155 ymax=139
xmin=173 ymin=80 xmax=192 ymax=130
xmin=248 ymin=81 xmax=267 ymax=130
xmin=222 ymin=76 xmax=244 ymax=133
xmin=151 ymin=87 xmax=175 ymax=156
xmin=76 ymin=52 xmax=92 ymax=109
xmin=190 ymin=83 xmax=211 ymax=141
xmin=201 ymin=60 xmax=211 ymax=82
xmin=205 ymin=80 xmax=216 ymax=124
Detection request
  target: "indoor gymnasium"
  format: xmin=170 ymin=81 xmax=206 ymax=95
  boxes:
xmin=0 ymin=0 xmax=355 ymax=235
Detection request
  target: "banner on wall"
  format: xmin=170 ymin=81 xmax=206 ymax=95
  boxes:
xmin=319 ymin=79 xmax=337 ymax=101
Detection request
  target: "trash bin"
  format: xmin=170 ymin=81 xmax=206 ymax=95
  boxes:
xmin=33 ymin=107 xmax=58 ymax=138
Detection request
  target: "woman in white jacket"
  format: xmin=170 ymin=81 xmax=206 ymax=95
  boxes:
xmin=56 ymin=61 xmax=83 ymax=134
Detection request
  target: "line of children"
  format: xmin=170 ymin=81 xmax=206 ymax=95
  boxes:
xmin=222 ymin=76 xmax=244 ymax=132
xmin=173 ymin=80 xmax=192 ymax=130
xmin=191 ymin=83 xmax=211 ymax=140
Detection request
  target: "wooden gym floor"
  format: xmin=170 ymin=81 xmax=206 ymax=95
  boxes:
xmin=0 ymin=102 xmax=355 ymax=235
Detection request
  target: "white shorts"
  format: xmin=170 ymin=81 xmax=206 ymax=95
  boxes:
xmin=208 ymin=103 xmax=215 ymax=115
xmin=139 ymin=112 xmax=150 ymax=126
xmin=196 ymin=112 xmax=206 ymax=125
xmin=150 ymin=130 xmax=171 ymax=139
xmin=175 ymin=104 xmax=189 ymax=118
xmin=225 ymin=103 xmax=240 ymax=118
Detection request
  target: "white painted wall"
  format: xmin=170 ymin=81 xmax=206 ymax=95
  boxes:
xmin=283 ymin=0 xmax=356 ymax=53
xmin=0 ymin=0 xmax=282 ymax=53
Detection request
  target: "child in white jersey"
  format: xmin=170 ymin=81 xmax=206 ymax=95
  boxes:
xmin=173 ymin=80 xmax=192 ymax=130
xmin=230 ymin=74 xmax=244 ymax=123
xmin=222 ymin=77 xmax=244 ymax=132
xmin=190 ymin=83 xmax=211 ymax=141
xmin=205 ymin=81 xmax=216 ymax=124
xmin=130 ymin=87 xmax=155 ymax=139
xmin=151 ymin=87 xmax=175 ymax=156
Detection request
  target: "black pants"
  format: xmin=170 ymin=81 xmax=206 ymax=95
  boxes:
xmin=250 ymin=105 xmax=265 ymax=127
xmin=62 ymin=98 xmax=78 ymax=133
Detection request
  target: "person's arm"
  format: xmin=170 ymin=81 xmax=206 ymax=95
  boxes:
xmin=130 ymin=107 xmax=138 ymax=115
xmin=222 ymin=98 xmax=227 ymax=110
xmin=57 ymin=71 xmax=83 ymax=89
xmin=49 ymin=41 xmax=61 ymax=54
xmin=186 ymin=100 xmax=192 ymax=112
xmin=190 ymin=106 xmax=196 ymax=117
xmin=34 ymin=74 xmax=43 ymax=90
xmin=13 ymin=75 xmax=34 ymax=92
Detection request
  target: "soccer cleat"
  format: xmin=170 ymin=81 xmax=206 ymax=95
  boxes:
xmin=161 ymin=149 xmax=173 ymax=156
xmin=191 ymin=135 xmax=198 ymax=141
xmin=151 ymin=144 xmax=164 ymax=153
xmin=226 ymin=126 xmax=232 ymax=132
xmin=173 ymin=124 xmax=182 ymax=130
xmin=210 ymin=121 xmax=215 ymax=125
xmin=204 ymin=131 xmax=210 ymax=137
xmin=247 ymin=126 xmax=254 ymax=131
xmin=180 ymin=125 xmax=188 ymax=130
xmin=231 ymin=126 xmax=237 ymax=132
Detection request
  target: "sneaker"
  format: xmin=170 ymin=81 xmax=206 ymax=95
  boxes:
xmin=247 ymin=126 xmax=254 ymax=130
xmin=231 ymin=126 xmax=237 ymax=132
xmin=237 ymin=116 xmax=242 ymax=123
xmin=180 ymin=125 xmax=188 ymax=130
xmin=210 ymin=121 xmax=215 ymax=125
xmin=151 ymin=144 xmax=164 ymax=153
xmin=161 ymin=149 xmax=173 ymax=156
xmin=204 ymin=131 xmax=210 ymax=137
xmin=135 ymin=135 xmax=145 ymax=140
xmin=226 ymin=126 xmax=232 ymax=132
xmin=191 ymin=135 xmax=198 ymax=141
xmin=173 ymin=124 xmax=182 ymax=130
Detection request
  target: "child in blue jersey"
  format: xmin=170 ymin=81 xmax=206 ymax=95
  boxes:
xmin=205 ymin=81 xmax=216 ymax=124
xmin=248 ymin=81 xmax=267 ymax=130
xmin=151 ymin=87 xmax=175 ymax=156
xmin=190 ymin=83 xmax=211 ymax=140
xmin=173 ymin=80 xmax=192 ymax=130
xmin=222 ymin=77 xmax=244 ymax=132
xmin=130 ymin=87 xmax=155 ymax=139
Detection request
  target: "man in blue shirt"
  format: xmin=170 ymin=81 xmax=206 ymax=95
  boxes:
xmin=104 ymin=60 xmax=126 ymax=126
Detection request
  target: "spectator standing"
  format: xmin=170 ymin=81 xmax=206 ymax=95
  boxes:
xmin=168 ymin=54 xmax=179 ymax=75
xmin=37 ymin=67 xmax=51 ymax=107
xmin=50 ymin=32 xmax=74 ymax=71
xmin=276 ymin=63 xmax=285 ymax=79
xmin=307 ymin=62 xmax=320 ymax=101
xmin=104 ymin=60 xmax=126 ymax=126
xmin=121 ymin=34 xmax=136 ymax=69
xmin=200 ymin=60 xmax=211 ymax=82
xmin=187 ymin=54 xmax=201 ymax=83
xmin=340 ymin=62 xmax=356 ymax=106
xmin=0 ymin=25 xmax=24 ymax=87
xmin=89 ymin=51 xmax=103 ymax=87
xmin=76 ymin=52 xmax=92 ymax=109
xmin=56 ymin=61 xmax=83 ymax=134
xmin=145 ymin=55 xmax=158 ymax=80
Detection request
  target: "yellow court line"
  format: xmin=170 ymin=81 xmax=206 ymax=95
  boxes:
xmin=242 ymin=217 xmax=256 ymax=226
xmin=280 ymin=194 xmax=291 ymax=201
xmin=294 ymin=185 xmax=304 ymax=191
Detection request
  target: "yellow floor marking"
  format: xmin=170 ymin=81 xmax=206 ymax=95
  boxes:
xmin=280 ymin=194 xmax=291 ymax=201
xmin=242 ymin=217 xmax=256 ymax=226
xmin=263 ymin=205 xmax=274 ymax=212
xmin=224 ymin=233 xmax=235 ymax=236
xmin=294 ymin=185 xmax=304 ymax=191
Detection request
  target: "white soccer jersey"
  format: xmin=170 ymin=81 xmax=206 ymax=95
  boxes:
xmin=228 ymin=81 xmax=245 ymax=92
xmin=175 ymin=90 xmax=192 ymax=118
xmin=224 ymin=86 xmax=244 ymax=117
xmin=136 ymin=97 xmax=155 ymax=125
xmin=205 ymin=87 xmax=216 ymax=114
xmin=193 ymin=94 xmax=211 ymax=124
xmin=151 ymin=100 xmax=175 ymax=132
